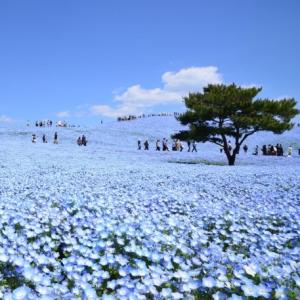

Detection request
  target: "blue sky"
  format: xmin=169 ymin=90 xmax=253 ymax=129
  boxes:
xmin=0 ymin=0 xmax=299 ymax=124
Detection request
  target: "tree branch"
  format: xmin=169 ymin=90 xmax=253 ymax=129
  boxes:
xmin=239 ymin=130 xmax=258 ymax=146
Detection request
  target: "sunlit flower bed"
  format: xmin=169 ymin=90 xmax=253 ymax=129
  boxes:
xmin=0 ymin=122 xmax=299 ymax=299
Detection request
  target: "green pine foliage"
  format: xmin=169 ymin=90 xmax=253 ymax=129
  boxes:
xmin=173 ymin=84 xmax=299 ymax=165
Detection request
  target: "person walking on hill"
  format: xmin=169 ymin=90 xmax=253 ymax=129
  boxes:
xmin=287 ymin=145 xmax=292 ymax=157
xmin=32 ymin=134 xmax=37 ymax=143
xmin=243 ymin=144 xmax=248 ymax=154
xmin=162 ymin=139 xmax=169 ymax=151
xmin=187 ymin=140 xmax=191 ymax=152
xmin=42 ymin=134 xmax=47 ymax=143
xmin=172 ymin=140 xmax=176 ymax=151
xmin=253 ymin=145 xmax=259 ymax=155
xmin=82 ymin=135 xmax=87 ymax=146
xmin=156 ymin=139 xmax=161 ymax=151
xmin=77 ymin=136 xmax=82 ymax=146
xmin=180 ymin=141 xmax=184 ymax=152
xmin=192 ymin=141 xmax=197 ymax=152
xmin=175 ymin=140 xmax=181 ymax=151
xmin=144 ymin=140 xmax=149 ymax=150
xmin=54 ymin=132 xmax=58 ymax=144
xmin=137 ymin=140 xmax=141 ymax=150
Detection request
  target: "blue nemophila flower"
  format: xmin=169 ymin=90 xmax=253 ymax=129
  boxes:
xmin=23 ymin=267 xmax=36 ymax=281
xmin=275 ymin=287 xmax=288 ymax=299
xmin=241 ymin=283 xmax=259 ymax=297
xmin=11 ymin=286 xmax=31 ymax=300
xmin=1 ymin=128 xmax=300 ymax=298
xmin=36 ymin=286 xmax=52 ymax=296
xmin=202 ymin=277 xmax=216 ymax=288
xmin=212 ymin=291 xmax=227 ymax=300
xmin=0 ymin=252 xmax=9 ymax=263
xmin=257 ymin=284 xmax=271 ymax=298
xmin=117 ymin=287 xmax=130 ymax=297
xmin=243 ymin=263 xmax=261 ymax=277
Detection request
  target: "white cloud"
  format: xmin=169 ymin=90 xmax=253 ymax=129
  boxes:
xmin=56 ymin=111 xmax=70 ymax=118
xmin=115 ymin=85 xmax=181 ymax=105
xmin=162 ymin=66 xmax=222 ymax=91
xmin=91 ymin=66 xmax=223 ymax=117
xmin=0 ymin=115 xmax=13 ymax=123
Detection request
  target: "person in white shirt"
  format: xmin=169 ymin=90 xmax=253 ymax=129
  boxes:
xmin=287 ymin=145 xmax=292 ymax=157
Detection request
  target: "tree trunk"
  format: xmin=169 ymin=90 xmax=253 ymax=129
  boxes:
xmin=228 ymin=155 xmax=236 ymax=166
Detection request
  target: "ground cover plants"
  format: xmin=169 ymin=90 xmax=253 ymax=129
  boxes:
xmin=0 ymin=118 xmax=299 ymax=299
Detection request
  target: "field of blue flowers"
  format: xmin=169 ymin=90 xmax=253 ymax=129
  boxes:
xmin=0 ymin=117 xmax=299 ymax=299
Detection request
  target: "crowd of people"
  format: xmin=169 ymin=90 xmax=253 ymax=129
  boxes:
xmin=138 ymin=139 xmax=198 ymax=152
xmin=251 ymin=144 xmax=295 ymax=156
xmin=117 ymin=112 xmax=182 ymax=122
xmin=34 ymin=120 xmax=54 ymax=127
xmin=29 ymin=120 xmax=77 ymax=128
xmin=218 ymin=142 xmax=297 ymax=157
xmin=30 ymin=131 xmax=298 ymax=158
xmin=32 ymin=132 xmax=59 ymax=144
xmin=32 ymin=120 xmax=67 ymax=127
xmin=261 ymin=144 xmax=284 ymax=156
xmin=31 ymin=132 xmax=88 ymax=146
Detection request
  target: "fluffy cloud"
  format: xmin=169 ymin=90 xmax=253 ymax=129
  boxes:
xmin=115 ymin=85 xmax=181 ymax=105
xmin=162 ymin=66 xmax=222 ymax=91
xmin=91 ymin=66 xmax=223 ymax=117
xmin=0 ymin=115 xmax=13 ymax=123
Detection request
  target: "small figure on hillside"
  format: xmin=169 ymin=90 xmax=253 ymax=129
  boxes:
xmin=82 ymin=135 xmax=87 ymax=146
xmin=32 ymin=134 xmax=37 ymax=143
xmin=243 ymin=144 xmax=248 ymax=154
xmin=162 ymin=139 xmax=169 ymax=151
xmin=172 ymin=140 xmax=176 ymax=151
xmin=287 ymin=145 xmax=292 ymax=157
xmin=144 ymin=140 xmax=149 ymax=150
xmin=77 ymin=136 xmax=82 ymax=146
xmin=187 ymin=140 xmax=191 ymax=152
xmin=174 ymin=139 xmax=183 ymax=151
xmin=192 ymin=141 xmax=197 ymax=152
xmin=137 ymin=140 xmax=141 ymax=150
xmin=156 ymin=139 xmax=161 ymax=151
xmin=175 ymin=139 xmax=182 ymax=151
xmin=253 ymin=145 xmax=259 ymax=155
xmin=278 ymin=144 xmax=284 ymax=156
xmin=42 ymin=134 xmax=47 ymax=143
xmin=54 ymin=132 xmax=58 ymax=144
xmin=179 ymin=141 xmax=184 ymax=152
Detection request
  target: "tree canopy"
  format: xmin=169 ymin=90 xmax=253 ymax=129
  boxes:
xmin=173 ymin=84 xmax=299 ymax=165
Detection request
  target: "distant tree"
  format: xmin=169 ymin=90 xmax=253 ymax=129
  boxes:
xmin=173 ymin=84 xmax=299 ymax=165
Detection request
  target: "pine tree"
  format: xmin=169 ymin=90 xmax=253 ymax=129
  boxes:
xmin=173 ymin=84 xmax=299 ymax=165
